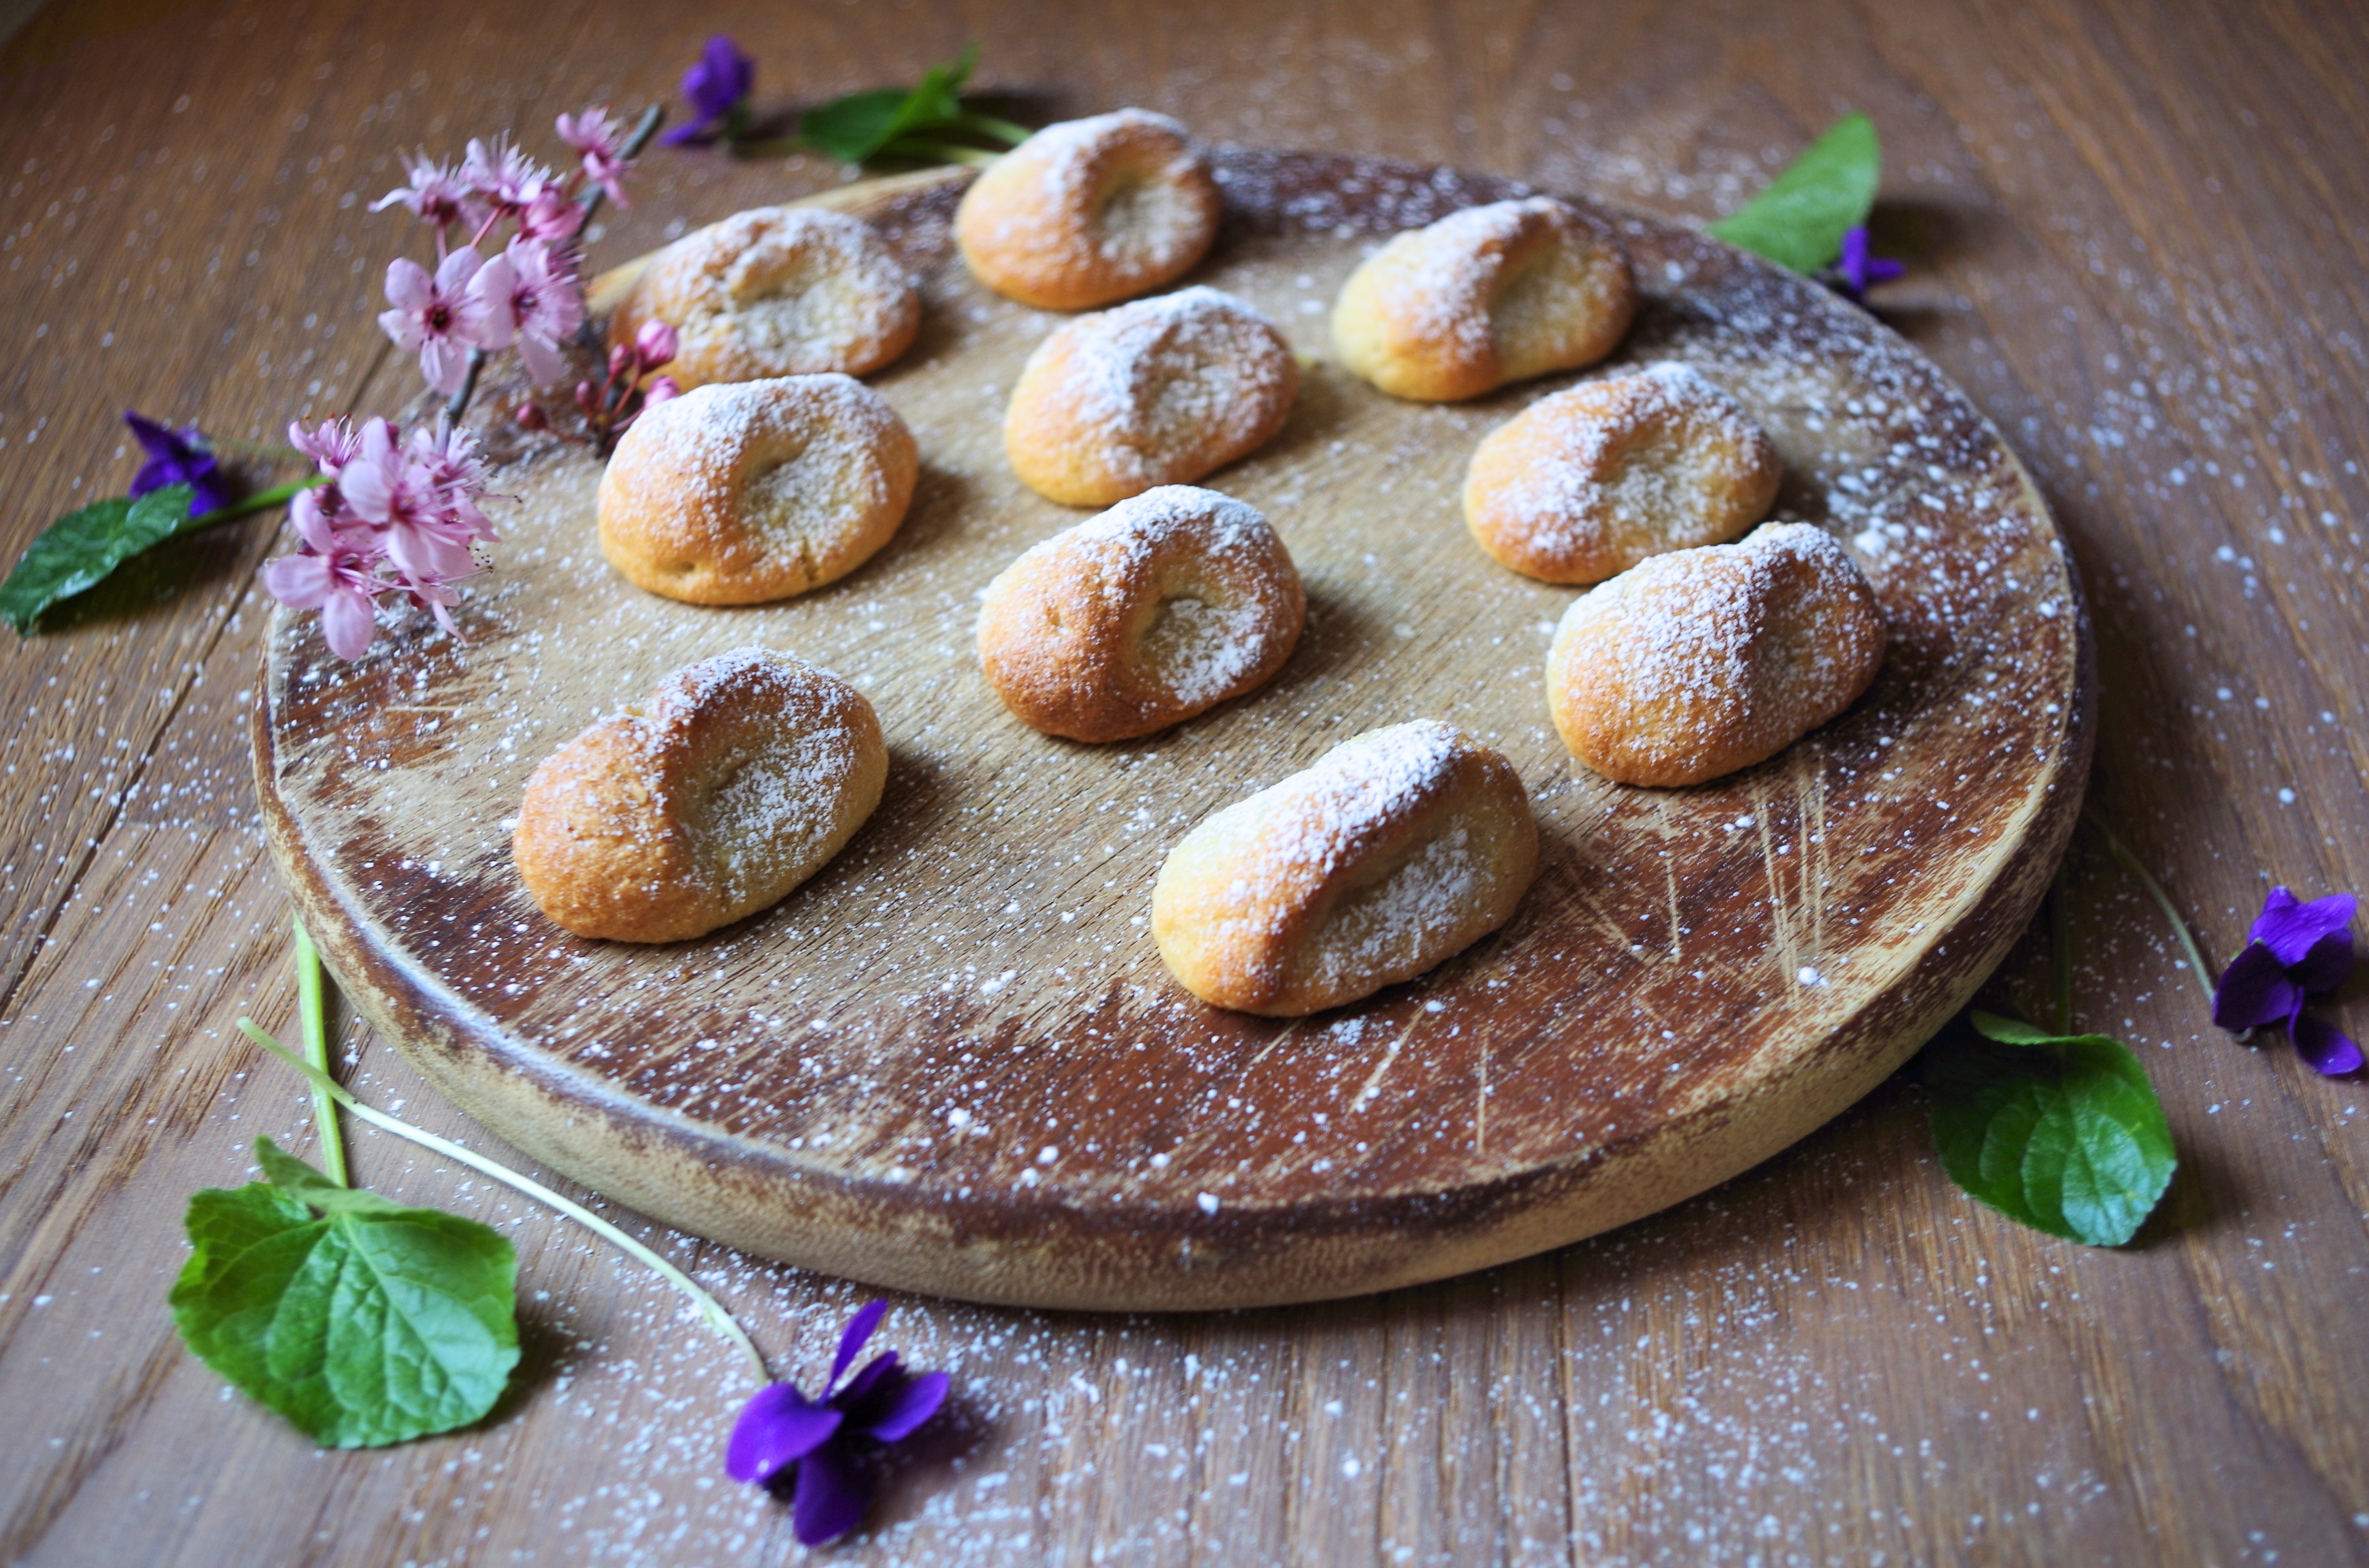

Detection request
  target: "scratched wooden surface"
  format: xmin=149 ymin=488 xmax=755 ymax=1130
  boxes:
xmin=258 ymin=154 xmax=2088 ymax=1315
xmin=0 ymin=0 xmax=2364 ymax=1563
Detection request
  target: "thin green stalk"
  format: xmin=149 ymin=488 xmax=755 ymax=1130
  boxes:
xmin=290 ymin=919 xmax=348 ymax=1187
xmin=948 ymin=109 xmax=1031 ymax=147
xmin=2082 ymin=803 xmax=2217 ymax=1004
xmin=2050 ymin=857 xmax=2075 ymax=1036
xmin=883 ymin=139 xmax=1002 ymax=168
xmin=236 ymin=1019 xmax=769 ymax=1385
xmin=175 ymin=476 xmax=325 ymax=536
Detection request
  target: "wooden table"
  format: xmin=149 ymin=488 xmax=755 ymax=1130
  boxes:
xmin=1 ymin=0 xmax=2363 ymax=1561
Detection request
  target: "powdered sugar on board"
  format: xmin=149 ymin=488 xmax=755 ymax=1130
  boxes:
xmin=261 ymin=149 xmax=2084 ymax=1303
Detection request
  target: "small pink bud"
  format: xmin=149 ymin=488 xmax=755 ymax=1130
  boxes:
xmin=514 ymin=401 xmax=549 ymax=431
xmin=607 ymin=343 xmax=636 ymax=380
xmin=634 ymin=320 xmax=679 ymax=371
xmin=575 ymin=379 xmax=601 ymax=417
xmin=643 ymin=375 xmax=681 ymax=406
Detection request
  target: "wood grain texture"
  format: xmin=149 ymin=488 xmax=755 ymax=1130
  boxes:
xmin=258 ymin=156 xmax=2085 ymax=1311
xmin=1 ymin=0 xmax=2366 ymax=1561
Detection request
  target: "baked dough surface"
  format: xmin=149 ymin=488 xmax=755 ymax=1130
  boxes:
xmin=1547 ymin=523 xmax=1887 ymax=787
xmin=977 ymin=485 xmax=1305 ymax=743
xmin=513 ymin=649 xmax=888 ymax=943
xmin=1152 ymin=720 xmax=1539 ymax=1016
xmin=598 ymin=375 xmax=918 ymax=606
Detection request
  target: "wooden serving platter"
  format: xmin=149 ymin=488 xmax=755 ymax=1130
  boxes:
xmin=256 ymin=151 xmax=2090 ymax=1312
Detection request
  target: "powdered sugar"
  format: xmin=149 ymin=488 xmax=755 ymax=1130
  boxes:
xmin=1496 ymin=361 xmax=1770 ymax=558
xmin=1038 ymin=286 xmax=1294 ymax=487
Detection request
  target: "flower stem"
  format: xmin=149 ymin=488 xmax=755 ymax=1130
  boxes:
xmin=442 ymin=350 xmax=488 ymax=432
xmin=948 ymin=109 xmax=1031 ymax=147
xmin=880 ymin=137 xmax=1002 ymax=168
xmin=2081 ymin=803 xmax=2217 ymax=1004
xmin=236 ymin=1018 xmax=769 ymax=1385
xmin=579 ymin=105 xmax=665 ymax=227
xmin=291 ymin=918 xmax=349 ymax=1187
xmin=2050 ymin=857 xmax=2075 ymax=1036
xmin=176 ymin=476 xmax=325 ymax=536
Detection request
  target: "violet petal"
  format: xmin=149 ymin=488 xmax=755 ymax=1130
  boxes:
xmin=790 ymin=1439 xmax=873 ymax=1547
xmin=2293 ymin=1012 xmax=2364 ymax=1077
xmin=2213 ymin=942 xmax=2299 ymax=1031
xmin=833 ymin=1352 xmax=904 ymax=1419
xmin=725 ymin=1384 xmax=843 ymax=1486
xmin=831 ymin=1301 xmax=888 ymax=1388
xmin=2289 ymin=928 xmax=2357 ymax=997
xmin=2249 ymin=888 xmax=2358 ymax=967
xmin=855 ymin=1369 xmax=948 ymax=1444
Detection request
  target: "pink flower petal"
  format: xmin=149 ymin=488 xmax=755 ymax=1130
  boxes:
xmin=320 ymin=586 xmax=379 ymax=660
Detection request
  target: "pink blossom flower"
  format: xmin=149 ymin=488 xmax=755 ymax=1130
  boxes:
xmin=405 ymin=423 xmax=497 ymax=540
xmin=517 ymin=185 xmax=588 ymax=246
xmin=338 ymin=418 xmax=482 ymax=585
xmin=643 ymin=375 xmax=681 ymax=406
xmin=288 ymin=416 xmax=363 ymax=478
xmin=489 ymin=237 xmax=586 ymax=387
xmin=633 ymin=320 xmax=678 ymax=371
xmin=555 ymin=106 xmax=634 ymax=209
xmin=370 ymin=149 xmax=478 ymax=231
xmin=264 ymin=548 xmax=384 ymax=660
xmin=462 ymin=135 xmax=555 ymax=226
xmin=379 ymin=248 xmax=508 ymax=395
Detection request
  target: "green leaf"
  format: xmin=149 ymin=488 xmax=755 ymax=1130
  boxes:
xmin=0 ymin=483 xmax=196 ymax=634
xmin=1926 ymin=1012 xmax=2177 ymax=1246
xmin=171 ymin=1163 xmax=519 ymax=1446
xmin=255 ymin=1135 xmax=401 ymax=1217
xmin=1709 ymin=112 xmax=1882 ymax=274
xmin=800 ymin=43 xmax=979 ymax=163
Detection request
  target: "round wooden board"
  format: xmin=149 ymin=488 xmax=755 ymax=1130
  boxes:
xmin=256 ymin=150 xmax=2091 ymax=1312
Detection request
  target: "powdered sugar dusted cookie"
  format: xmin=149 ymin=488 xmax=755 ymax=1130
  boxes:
xmin=613 ymin=206 xmax=920 ymax=390
xmin=1151 ymin=720 xmax=1538 ymax=1016
xmin=598 ymin=375 xmax=919 ymax=605
xmin=1331 ymin=196 xmax=1634 ymax=402
xmin=1464 ymin=362 xmax=1781 ymax=585
xmin=956 ymin=109 xmax=1221 ymax=311
xmin=1547 ymin=523 xmax=1886 ymax=787
xmin=1004 ymin=286 xmax=1298 ymax=506
xmin=514 ymin=649 xmax=887 ymax=943
xmin=978 ymin=485 xmax=1305 ymax=743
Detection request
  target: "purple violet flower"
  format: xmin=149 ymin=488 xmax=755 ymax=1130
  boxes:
xmin=2213 ymin=886 xmax=2360 ymax=1075
xmin=725 ymin=1301 xmax=949 ymax=1546
xmin=123 ymin=411 xmax=232 ymax=518
xmin=664 ymin=35 xmax=755 ymax=146
xmin=1823 ymin=225 xmax=1904 ymax=303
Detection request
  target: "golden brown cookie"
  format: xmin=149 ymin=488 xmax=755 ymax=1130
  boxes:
xmin=598 ymin=375 xmax=919 ymax=606
xmin=514 ymin=649 xmax=888 ymax=943
xmin=1004 ymin=286 xmax=1298 ymax=506
xmin=1464 ymin=362 xmax=1782 ymax=585
xmin=955 ymin=108 xmax=1222 ymax=311
xmin=1151 ymin=720 xmax=1539 ymax=1015
xmin=1331 ymin=196 xmax=1635 ymax=402
xmin=978 ymin=485 xmax=1305 ymax=742
xmin=612 ymin=206 xmax=920 ymax=390
xmin=1546 ymin=523 xmax=1886 ymax=787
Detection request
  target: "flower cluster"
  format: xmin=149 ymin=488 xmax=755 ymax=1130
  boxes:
xmin=664 ymin=35 xmax=755 ymax=147
xmin=517 ymin=320 xmax=679 ymax=453
xmin=372 ymin=108 xmax=641 ymax=395
xmin=726 ymin=1302 xmax=948 ymax=1546
xmin=261 ymin=417 xmax=495 ymax=660
xmin=2214 ymin=887 xmax=2360 ymax=1075
xmin=124 ymin=411 xmax=232 ymax=518
xmin=1822 ymin=225 xmax=1904 ymax=304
